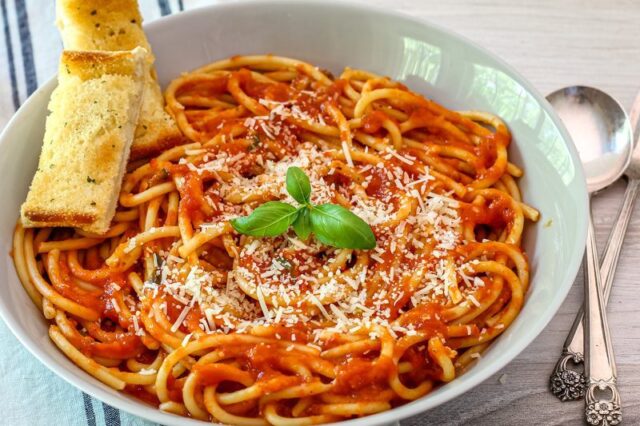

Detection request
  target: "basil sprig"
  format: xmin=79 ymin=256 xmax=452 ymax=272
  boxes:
xmin=230 ymin=201 xmax=298 ymax=237
xmin=286 ymin=166 xmax=311 ymax=204
xmin=230 ymin=167 xmax=376 ymax=249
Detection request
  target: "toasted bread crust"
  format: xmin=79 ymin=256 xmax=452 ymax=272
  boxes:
xmin=23 ymin=211 xmax=95 ymax=226
xmin=56 ymin=0 xmax=152 ymax=56
xmin=57 ymin=0 xmax=183 ymax=159
xmin=61 ymin=49 xmax=142 ymax=79
xmin=130 ymin=133 xmax=186 ymax=160
xmin=21 ymin=48 xmax=148 ymax=234
xmin=129 ymin=76 xmax=185 ymax=159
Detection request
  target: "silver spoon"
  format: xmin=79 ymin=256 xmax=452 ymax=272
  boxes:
xmin=547 ymin=86 xmax=632 ymax=426
xmin=550 ymin=89 xmax=640 ymax=404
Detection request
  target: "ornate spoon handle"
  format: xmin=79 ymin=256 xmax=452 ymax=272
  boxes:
xmin=583 ymin=214 xmax=621 ymax=425
xmin=550 ymin=178 xmax=639 ymax=401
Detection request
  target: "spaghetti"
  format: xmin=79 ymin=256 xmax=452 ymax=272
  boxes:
xmin=13 ymin=55 xmax=539 ymax=425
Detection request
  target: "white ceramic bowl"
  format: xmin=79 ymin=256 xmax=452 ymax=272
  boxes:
xmin=0 ymin=1 xmax=588 ymax=425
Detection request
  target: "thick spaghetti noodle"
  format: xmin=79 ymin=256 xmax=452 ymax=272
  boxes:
xmin=13 ymin=55 xmax=539 ymax=425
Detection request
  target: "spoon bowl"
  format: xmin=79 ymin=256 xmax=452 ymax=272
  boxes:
xmin=547 ymin=86 xmax=632 ymax=426
xmin=548 ymin=89 xmax=640 ymax=403
xmin=547 ymin=86 xmax=632 ymax=192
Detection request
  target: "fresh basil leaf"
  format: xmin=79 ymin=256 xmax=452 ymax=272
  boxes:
xmin=231 ymin=201 xmax=298 ymax=237
xmin=292 ymin=207 xmax=312 ymax=240
xmin=286 ymin=166 xmax=311 ymax=204
xmin=309 ymin=204 xmax=376 ymax=249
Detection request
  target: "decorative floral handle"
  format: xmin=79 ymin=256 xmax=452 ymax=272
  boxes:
xmin=550 ymin=349 xmax=587 ymax=401
xmin=583 ymin=215 xmax=621 ymax=425
xmin=585 ymin=379 xmax=622 ymax=426
xmin=549 ymin=179 xmax=639 ymax=401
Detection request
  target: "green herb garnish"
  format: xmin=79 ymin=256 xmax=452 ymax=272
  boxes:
xmin=286 ymin=166 xmax=311 ymax=204
xmin=152 ymin=252 xmax=164 ymax=285
xmin=275 ymin=256 xmax=292 ymax=270
xmin=249 ymin=134 xmax=261 ymax=151
xmin=292 ymin=207 xmax=312 ymax=240
xmin=230 ymin=167 xmax=376 ymax=249
xmin=231 ymin=201 xmax=298 ymax=237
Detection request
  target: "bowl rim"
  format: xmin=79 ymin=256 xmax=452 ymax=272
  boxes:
xmin=0 ymin=1 xmax=588 ymax=425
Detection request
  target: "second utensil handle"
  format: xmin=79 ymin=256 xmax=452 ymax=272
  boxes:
xmin=600 ymin=177 xmax=640 ymax=300
xmin=550 ymin=178 xmax=639 ymax=401
xmin=568 ymin=178 xmax=639 ymax=352
xmin=583 ymin=214 xmax=621 ymax=425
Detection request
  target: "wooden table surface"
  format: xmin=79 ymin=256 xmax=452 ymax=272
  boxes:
xmin=372 ymin=0 xmax=640 ymax=424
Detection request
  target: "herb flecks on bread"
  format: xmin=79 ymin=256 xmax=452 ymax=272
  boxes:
xmin=21 ymin=47 xmax=148 ymax=234
xmin=56 ymin=0 xmax=184 ymax=159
